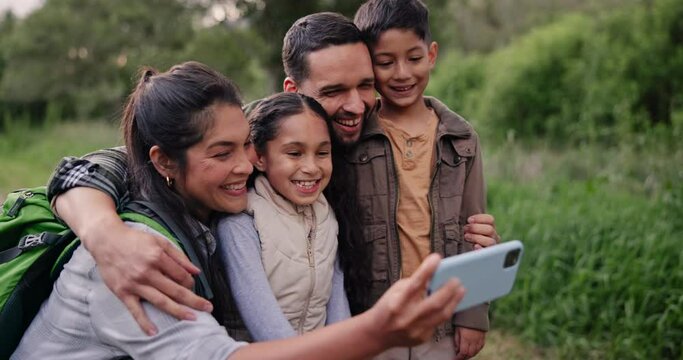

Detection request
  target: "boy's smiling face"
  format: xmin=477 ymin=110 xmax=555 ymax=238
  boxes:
xmin=371 ymin=28 xmax=438 ymax=111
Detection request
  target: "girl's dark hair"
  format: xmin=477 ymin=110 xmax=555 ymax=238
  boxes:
xmin=246 ymin=92 xmax=328 ymax=186
xmin=247 ymin=92 xmax=370 ymax=313
xmin=121 ymin=61 xmax=242 ymax=323
xmin=248 ymin=92 xmax=328 ymax=154
xmin=325 ymin=143 xmax=370 ymax=315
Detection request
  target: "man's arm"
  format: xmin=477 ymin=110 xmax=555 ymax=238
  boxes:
xmin=49 ymin=148 xmax=211 ymax=335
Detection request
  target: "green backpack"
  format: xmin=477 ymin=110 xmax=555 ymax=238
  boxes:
xmin=0 ymin=186 xmax=212 ymax=359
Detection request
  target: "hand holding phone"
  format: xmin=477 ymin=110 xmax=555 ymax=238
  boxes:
xmin=428 ymin=240 xmax=523 ymax=313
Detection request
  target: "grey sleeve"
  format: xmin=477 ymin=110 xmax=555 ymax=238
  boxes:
xmin=93 ymin=222 xmax=248 ymax=360
xmin=325 ymin=256 xmax=352 ymax=324
xmin=216 ymin=213 xmax=297 ymax=341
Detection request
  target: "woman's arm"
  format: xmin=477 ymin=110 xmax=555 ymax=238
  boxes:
xmin=230 ymin=253 xmax=465 ymax=360
xmin=216 ymin=214 xmax=297 ymax=340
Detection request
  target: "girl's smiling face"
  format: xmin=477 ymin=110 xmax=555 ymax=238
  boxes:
xmin=255 ymin=108 xmax=333 ymax=206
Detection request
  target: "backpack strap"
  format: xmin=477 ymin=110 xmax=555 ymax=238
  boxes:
xmin=0 ymin=232 xmax=68 ymax=264
xmin=122 ymin=201 xmax=214 ymax=300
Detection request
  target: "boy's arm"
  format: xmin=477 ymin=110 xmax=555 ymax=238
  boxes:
xmin=48 ymin=148 xmax=211 ymax=336
xmin=453 ymin=131 xmax=489 ymax=357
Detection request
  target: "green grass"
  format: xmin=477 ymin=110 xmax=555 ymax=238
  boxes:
xmin=485 ymin=139 xmax=683 ymax=359
xmin=0 ymin=119 xmax=121 ymax=199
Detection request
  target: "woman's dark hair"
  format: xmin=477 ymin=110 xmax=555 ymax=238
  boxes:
xmin=121 ymin=61 xmax=242 ymax=323
xmin=248 ymin=92 xmax=370 ymax=314
xmin=123 ymin=61 xmax=242 ymax=224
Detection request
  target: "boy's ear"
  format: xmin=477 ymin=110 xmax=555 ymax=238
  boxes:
xmin=149 ymin=145 xmax=179 ymax=179
xmin=428 ymin=41 xmax=439 ymax=68
xmin=283 ymin=77 xmax=298 ymax=93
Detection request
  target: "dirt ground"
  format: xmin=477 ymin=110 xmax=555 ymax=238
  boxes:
xmin=475 ymin=330 xmax=552 ymax=360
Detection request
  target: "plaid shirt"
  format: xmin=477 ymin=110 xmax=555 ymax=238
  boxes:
xmin=47 ymin=146 xmax=130 ymax=213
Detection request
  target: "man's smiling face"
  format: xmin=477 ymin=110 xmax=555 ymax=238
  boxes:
xmin=293 ymin=42 xmax=376 ymax=146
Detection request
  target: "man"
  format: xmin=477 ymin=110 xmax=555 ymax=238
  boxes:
xmin=49 ymin=12 xmax=498 ymax=337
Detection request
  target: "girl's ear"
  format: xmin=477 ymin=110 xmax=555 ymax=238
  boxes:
xmin=149 ymin=145 xmax=178 ymax=179
xmin=254 ymin=153 xmax=267 ymax=172
xmin=428 ymin=41 xmax=439 ymax=69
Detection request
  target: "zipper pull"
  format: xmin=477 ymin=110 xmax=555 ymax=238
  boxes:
xmin=8 ymin=190 xmax=34 ymax=217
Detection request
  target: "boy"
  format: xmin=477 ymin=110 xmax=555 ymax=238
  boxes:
xmin=353 ymin=1 xmax=490 ymax=359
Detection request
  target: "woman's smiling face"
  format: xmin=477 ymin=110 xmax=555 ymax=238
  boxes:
xmin=173 ymin=103 xmax=253 ymax=221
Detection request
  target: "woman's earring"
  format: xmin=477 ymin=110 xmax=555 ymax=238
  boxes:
xmin=166 ymin=176 xmax=174 ymax=188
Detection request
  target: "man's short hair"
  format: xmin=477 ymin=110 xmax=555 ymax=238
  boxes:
xmin=282 ymin=12 xmax=365 ymax=83
xmin=354 ymin=0 xmax=431 ymax=46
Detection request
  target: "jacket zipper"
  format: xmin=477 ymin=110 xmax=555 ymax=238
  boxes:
xmin=429 ymin=136 xmax=445 ymax=342
xmin=385 ymin=138 xmax=402 ymax=283
xmin=298 ymin=209 xmax=317 ymax=334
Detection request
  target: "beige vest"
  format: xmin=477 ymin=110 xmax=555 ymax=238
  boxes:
xmin=247 ymin=175 xmax=338 ymax=334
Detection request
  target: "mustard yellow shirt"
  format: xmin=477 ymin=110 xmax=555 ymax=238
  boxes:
xmin=378 ymin=111 xmax=438 ymax=278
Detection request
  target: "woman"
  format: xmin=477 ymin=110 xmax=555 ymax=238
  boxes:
xmin=12 ymin=62 xmax=463 ymax=359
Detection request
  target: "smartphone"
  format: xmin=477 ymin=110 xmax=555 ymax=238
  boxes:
xmin=428 ymin=240 xmax=523 ymax=313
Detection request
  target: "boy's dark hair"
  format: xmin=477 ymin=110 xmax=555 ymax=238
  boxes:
xmin=282 ymin=12 xmax=365 ymax=83
xmin=354 ymin=0 xmax=431 ymax=46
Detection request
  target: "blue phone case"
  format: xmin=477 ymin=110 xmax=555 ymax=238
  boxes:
xmin=428 ymin=240 xmax=523 ymax=313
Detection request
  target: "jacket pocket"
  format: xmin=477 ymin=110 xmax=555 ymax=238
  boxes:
xmin=363 ymin=224 xmax=389 ymax=283
xmin=347 ymin=144 xmax=388 ymax=196
xmin=438 ymin=139 xmax=470 ymax=198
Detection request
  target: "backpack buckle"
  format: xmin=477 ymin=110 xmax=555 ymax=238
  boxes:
xmin=18 ymin=233 xmax=48 ymax=250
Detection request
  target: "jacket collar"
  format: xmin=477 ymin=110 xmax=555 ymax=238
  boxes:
xmin=360 ymin=97 xmax=472 ymax=141
xmin=247 ymin=174 xmax=330 ymax=220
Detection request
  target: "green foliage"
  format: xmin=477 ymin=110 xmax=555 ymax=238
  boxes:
xmin=0 ymin=120 xmax=120 ymax=196
xmin=180 ymin=26 xmax=269 ymax=102
xmin=486 ymin=140 xmax=683 ymax=359
xmin=426 ymin=50 xmax=485 ymax=121
xmin=432 ymin=0 xmax=683 ymax=143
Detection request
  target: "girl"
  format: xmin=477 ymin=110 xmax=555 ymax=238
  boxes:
xmin=12 ymin=61 xmax=465 ymax=359
xmin=217 ymin=93 xmax=349 ymax=341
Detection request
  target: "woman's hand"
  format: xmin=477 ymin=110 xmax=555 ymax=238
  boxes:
xmin=367 ymin=253 xmax=466 ymax=348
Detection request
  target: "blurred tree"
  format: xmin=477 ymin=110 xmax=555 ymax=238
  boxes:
xmin=0 ymin=0 xmax=197 ymax=119
xmin=0 ymin=12 xmax=17 ymax=124
xmin=180 ymin=25 xmax=269 ymax=101
xmin=219 ymin=0 xmax=364 ymax=91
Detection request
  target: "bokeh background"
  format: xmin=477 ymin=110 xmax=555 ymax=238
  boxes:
xmin=0 ymin=1 xmax=681 ymax=358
